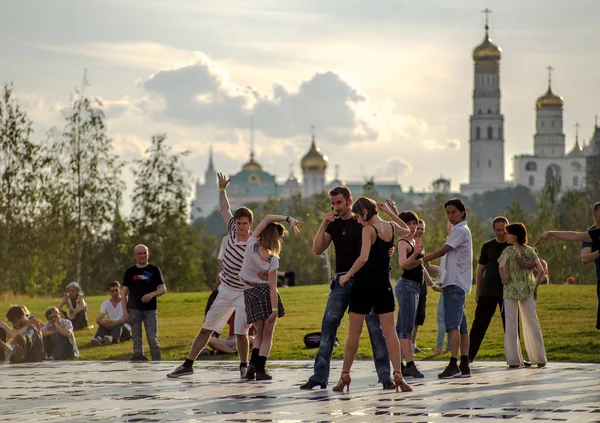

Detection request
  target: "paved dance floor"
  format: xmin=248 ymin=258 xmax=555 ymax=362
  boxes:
xmin=1 ymin=360 xmax=599 ymax=422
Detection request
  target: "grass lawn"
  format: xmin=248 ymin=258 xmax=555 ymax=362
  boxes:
xmin=2 ymin=284 xmax=598 ymax=362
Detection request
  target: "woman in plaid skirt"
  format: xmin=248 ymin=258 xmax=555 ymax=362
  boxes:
xmin=239 ymin=214 xmax=301 ymax=380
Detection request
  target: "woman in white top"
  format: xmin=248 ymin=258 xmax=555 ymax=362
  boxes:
xmin=240 ymin=214 xmax=300 ymax=381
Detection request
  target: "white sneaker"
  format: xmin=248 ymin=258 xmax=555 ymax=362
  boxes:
xmin=90 ymin=337 xmax=102 ymax=346
xmin=103 ymin=335 xmax=112 ymax=346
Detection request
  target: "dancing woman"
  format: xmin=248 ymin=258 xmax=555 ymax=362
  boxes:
xmin=499 ymin=223 xmax=547 ymax=368
xmin=336 ymin=198 xmax=412 ymax=392
xmin=240 ymin=214 xmax=301 ymax=380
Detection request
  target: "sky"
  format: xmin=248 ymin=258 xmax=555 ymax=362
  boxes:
xmin=1 ymin=0 xmax=599 ymax=208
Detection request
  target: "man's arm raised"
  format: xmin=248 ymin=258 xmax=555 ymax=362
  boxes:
xmin=313 ymin=212 xmax=334 ymax=255
xmin=537 ymin=230 xmax=591 ymax=244
xmin=217 ymin=172 xmax=233 ymax=224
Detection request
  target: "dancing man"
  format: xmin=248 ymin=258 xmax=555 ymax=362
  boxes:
xmin=168 ymin=172 xmax=254 ymax=378
xmin=300 ymin=186 xmax=396 ymax=390
xmin=421 ymin=198 xmax=473 ymax=379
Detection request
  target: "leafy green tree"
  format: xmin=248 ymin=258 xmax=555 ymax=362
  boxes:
xmin=46 ymin=72 xmax=124 ymax=292
xmin=131 ymin=133 xmax=209 ymax=291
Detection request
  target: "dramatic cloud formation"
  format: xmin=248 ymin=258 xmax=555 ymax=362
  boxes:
xmin=138 ymin=54 xmax=379 ymax=144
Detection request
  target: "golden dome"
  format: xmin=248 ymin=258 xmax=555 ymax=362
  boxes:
xmin=472 ymin=27 xmax=502 ymax=62
xmin=241 ymin=152 xmax=262 ymax=172
xmin=536 ymin=86 xmax=563 ymax=110
xmin=301 ymin=138 xmax=328 ymax=173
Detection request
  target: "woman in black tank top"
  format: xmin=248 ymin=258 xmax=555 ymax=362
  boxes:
xmin=334 ymin=197 xmax=413 ymax=393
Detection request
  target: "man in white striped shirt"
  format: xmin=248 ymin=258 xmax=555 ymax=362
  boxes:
xmin=168 ymin=172 xmax=253 ymax=378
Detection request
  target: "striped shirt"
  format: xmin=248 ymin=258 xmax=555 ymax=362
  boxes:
xmin=220 ymin=217 xmax=248 ymax=290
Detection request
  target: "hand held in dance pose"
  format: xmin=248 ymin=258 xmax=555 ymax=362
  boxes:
xmin=536 ymin=232 xmax=550 ymax=245
xmin=288 ymin=218 xmax=303 ymax=235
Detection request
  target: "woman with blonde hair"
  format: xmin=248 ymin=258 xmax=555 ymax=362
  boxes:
xmin=335 ymin=197 xmax=413 ymax=392
xmin=498 ymin=222 xmax=547 ymax=368
xmin=239 ymin=214 xmax=301 ymax=380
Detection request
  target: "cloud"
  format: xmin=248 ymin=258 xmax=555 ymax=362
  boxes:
xmin=374 ymin=157 xmax=414 ymax=179
xmin=135 ymin=53 xmax=379 ymax=144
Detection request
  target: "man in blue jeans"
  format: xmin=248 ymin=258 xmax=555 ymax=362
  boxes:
xmin=421 ymin=198 xmax=473 ymax=379
xmin=122 ymin=244 xmax=167 ymax=361
xmin=300 ymin=186 xmax=395 ymax=390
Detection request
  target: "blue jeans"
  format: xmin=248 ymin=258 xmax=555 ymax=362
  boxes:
xmin=43 ymin=334 xmax=76 ymax=360
xmin=436 ymin=292 xmax=452 ymax=350
xmin=394 ymin=278 xmax=422 ymax=339
xmin=309 ymin=274 xmax=391 ymax=385
xmin=129 ymin=309 xmax=161 ymax=360
xmin=443 ymin=285 xmax=468 ymax=334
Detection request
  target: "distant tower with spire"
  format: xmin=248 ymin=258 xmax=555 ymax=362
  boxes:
xmin=191 ymin=145 xmax=220 ymax=220
xmin=460 ymin=9 xmax=509 ymax=197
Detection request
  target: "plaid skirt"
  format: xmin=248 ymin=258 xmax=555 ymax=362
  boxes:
xmin=243 ymin=281 xmax=286 ymax=324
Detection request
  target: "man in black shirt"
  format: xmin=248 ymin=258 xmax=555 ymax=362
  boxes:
xmin=469 ymin=216 xmax=509 ymax=362
xmin=122 ymin=244 xmax=166 ymax=361
xmin=300 ymin=186 xmax=394 ymax=390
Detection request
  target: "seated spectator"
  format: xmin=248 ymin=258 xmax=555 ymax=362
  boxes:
xmin=42 ymin=307 xmax=79 ymax=360
xmin=57 ymin=281 xmax=89 ymax=330
xmin=91 ymin=281 xmax=131 ymax=346
xmin=0 ymin=305 xmax=44 ymax=363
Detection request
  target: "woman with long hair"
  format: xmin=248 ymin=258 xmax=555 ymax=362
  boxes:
xmin=498 ymin=223 xmax=547 ymax=368
xmin=57 ymin=281 xmax=88 ymax=330
xmin=240 ymin=214 xmax=301 ymax=380
xmin=335 ymin=197 xmax=413 ymax=392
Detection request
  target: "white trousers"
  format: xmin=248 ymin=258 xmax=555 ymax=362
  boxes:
xmin=503 ymin=296 xmax=547 ymax=366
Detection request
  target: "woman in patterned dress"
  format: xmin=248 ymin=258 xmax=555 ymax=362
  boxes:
xmin=498 ymin=223 xmax=547 ymax=368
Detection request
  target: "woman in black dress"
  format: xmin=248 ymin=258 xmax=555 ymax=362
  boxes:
xmin=336 ymin=197 xmax=412 ymax=392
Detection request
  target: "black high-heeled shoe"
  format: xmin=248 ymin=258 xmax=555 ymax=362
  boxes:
xmin=300 ymin=380 xmax=327 ymax=390
xmin=332 ymin=372 xmax=351 ymax=392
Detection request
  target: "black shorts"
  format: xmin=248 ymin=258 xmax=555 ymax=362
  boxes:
xmin=414 ymin=283 xmax=428 ymax=326
xmin=590 ymin=227 xmax=600 ymax=250
xmin=349 ymin=278 xmax=395 ymax=315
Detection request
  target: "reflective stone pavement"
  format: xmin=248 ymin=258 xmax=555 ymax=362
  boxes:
xmin=1 ymin=360 xmax=599 ymax=422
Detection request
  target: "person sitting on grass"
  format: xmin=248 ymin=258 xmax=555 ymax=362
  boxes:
xmin=57 ymin=281 xmax=89 ymax=330
xmin=0 ymin=305 xmax=44 ymax=363
xmin=42 ymin=307 xmax=80 ymax=360
xmin=91 ymin=281 xmax=131 ymax=346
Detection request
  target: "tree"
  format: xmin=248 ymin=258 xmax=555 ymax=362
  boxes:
xmin=0 ymin=83 xmax=41 ymax=293
xmin=46 ymin=72 xmax=124 ymax=292
xmin=131 ymin=133 xmax=209 ymax=291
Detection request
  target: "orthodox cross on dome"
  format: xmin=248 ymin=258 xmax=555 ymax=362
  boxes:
xmin=546 ymin=65 xmax=554 ymax=89
xmin=481 ymin=8 xmax=493 ymax=32
xmin=289 ymin=162 xmax=294 ymax=178
xmin=311 ymin=124 xmax=316 ymax=141
xmin=335 ymin=164 xmax=340 ymax=180
xmin=595 ymin=114 xmax=598 ymax=127
xmin=574 ymin=122 xmax=580 ymax=138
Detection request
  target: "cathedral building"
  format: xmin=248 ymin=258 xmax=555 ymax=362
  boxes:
xmin=460 ymin=18 xmax=510 ymax=197
xmin=513 ymin=71 xmax=589 ymax=192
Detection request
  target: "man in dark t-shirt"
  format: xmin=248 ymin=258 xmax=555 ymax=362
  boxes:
xmin=300 ymin=186 xmax=394 ymax=390
xmin=122 ymin=244 xmax=166 ymax=361
xmin=469 ymin=216 xmax=509 ymax=362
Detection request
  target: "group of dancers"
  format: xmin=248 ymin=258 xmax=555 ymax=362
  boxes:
xmin=166 ymin=174 xmax=600 ymax=392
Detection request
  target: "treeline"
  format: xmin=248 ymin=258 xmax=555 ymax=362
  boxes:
xmin=1 ymin=79 xmax=218 ymax=296
xmin=1 ymin=79 xmax=597 ymax=296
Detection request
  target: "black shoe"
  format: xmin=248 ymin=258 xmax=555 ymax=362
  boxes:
xmin=438 ymin=364 xmax=460 ymax=379
xmin=382 ymin=380 xmax=396 ymax=390
xmin=240 ymin=366 xmax=248 ymax=379
xmin=300 ymin=379 xmax=326 ymax=390
xmin=458 ymin=363 xmax=471 ymax=378
xmin=131 ymin=353 xmax=148 ymax=361
xmin=508 ymin=364 xmax=520 ymax=369
xmin=255 ymin=369 xmax=273 ymax=380
xmin=523 ymin=361 xmax=532 ymax=368
xmin=167 ymin=364 xmax=193 ymax=378
xmin=403 ymin=365 xmax=424 ymax=378
xmin=245 ymin=363 xmax=256 ymax=380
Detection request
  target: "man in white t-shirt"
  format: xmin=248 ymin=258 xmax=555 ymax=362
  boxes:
xmin=421 ymin=198 xmax=473 ymax=379
xmin=91 ymin=281 xmax=131 ymax=346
